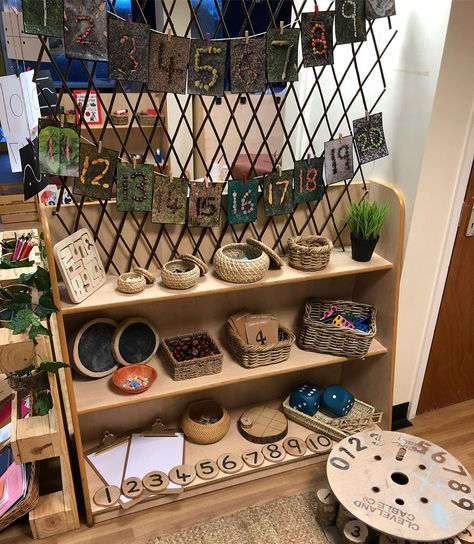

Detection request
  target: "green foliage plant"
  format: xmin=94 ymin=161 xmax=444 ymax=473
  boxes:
xmin=345 ymin=199 xmax=389 ymax=240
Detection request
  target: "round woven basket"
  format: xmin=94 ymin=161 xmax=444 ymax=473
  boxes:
xmin=288 ymin=235 xmax=333 ymax=271
xmin=214 ymin=243 xmax=270 ymax=283
xmin=7 ymin=369 xmax=47 ymax=392
xmin=161 ymin=259 xmax=200 ymax=290
xmin=181 ymin=400 xmax=230 ymax=444
xmin=117 ymin=272 xmax=146 ymax=294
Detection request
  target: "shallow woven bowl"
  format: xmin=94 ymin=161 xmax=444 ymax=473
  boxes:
xmin=112 ymin=364 xmax=157 ymax=394
xmin=117 ymin=272 xmax=146 ymax=294
xmin=161 ymin=259 xmax=200 ymax=290
xmin=288 ymin=235 xmax=333 ymax=271
xmin=181 ymin=399 xmax=230 ymax=444
xmin=214 ymin=243 xmax=270 ymax=284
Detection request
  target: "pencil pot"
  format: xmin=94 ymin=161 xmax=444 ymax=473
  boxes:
xmin=181 ymin=400 xmax=230 ymax=444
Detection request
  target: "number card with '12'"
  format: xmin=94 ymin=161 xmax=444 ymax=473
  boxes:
xmin=293 ymin=157 xmax=325 ymax=204
xmin=73 ymin=143 xmax=119 ymax=200
xmin=108 ymin=20 xmax=150 ymax=83
xmin=188 ymin=40 xmax=228 ymax=97
xmin=353 ymin=112 xmax=389 ymax=164
xmin=188 ymin=182 xmax=224 ymax=227
xmin=264 ymin=170 xmax=294 ymax=217
xmin=301 ymin=12 xmax=335 ymax=67
xmin=230 ymin=37 xmax=267 ymax=93
xmin=227 ymin=178 xmax=259 ymax=225
xmin=335 ymin=0 xmax=367 ymax=44
xmin=148 ymin=35 xmax=190 ymax=95
xmin=116 ymin=163 xmax=154 ymax=213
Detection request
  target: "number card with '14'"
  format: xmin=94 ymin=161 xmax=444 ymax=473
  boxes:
xmin=152 ymin=176 xmax=188 ymax=225
xmin=353 ymin=113 xmax=388 ymax=164
xmin=335 ymin=0 xmax=367 ymax=44
xmin=188 ymin=182 xmax=224 ymax=227
xmin=108 ymin=20 xmax=150 ymax=83
xmin=267 ymin=28 xmax=300 ymax=83
xmin=23 ymin=0 xmax=64 ymax=37
xmin=73 ymin=143 xmax=119 ymax=200
xmin=264 ymin=170 xmax=294 ymax=217
xmin=188 ymin=40 xmax=228 ymax=97
xmin=227 ymin=178 xmax=259 ymax=225
xmin=230 ymin=37 xmax=267 ymax=94
xmin=324 ymin=136 xmax=354 ymax=184
xmin=116 ymin=163 xmax=154 ymax=212
xmin=301 ymin=12 xmax=335 ymax=67
xmin=148 ymin=35 xmax=190 ymax=95
xmin=63 ymin=0 xmax=108 ymax=61
xmin=293 ymin=157 xmax=325 ymax=204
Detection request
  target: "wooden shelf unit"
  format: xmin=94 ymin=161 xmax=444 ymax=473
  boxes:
xmin=40 ymin=180 xmax=404 ymax=526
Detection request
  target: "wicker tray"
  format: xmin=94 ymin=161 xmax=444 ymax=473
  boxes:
xmin=111 ymin=114 xmax=128 ymax=125
xmin=162 ymin=331 xmax=223 ymax=381
xmin=0 ymin=462 xmax=39 ymax=531
xmin=137 ymin=112 xmax=158 ymax=126
xmin=283 ymin=395 xmax=375 ymax=441
xmin=227 ymin=324 xmax=296 ymax=368
xmin=213 ymin=242 xmax=270 ymax=284
xmin=287 ymin=235 xmax=333 ymax=271
xmin=298 ymin=299 xmax=376 ymax=358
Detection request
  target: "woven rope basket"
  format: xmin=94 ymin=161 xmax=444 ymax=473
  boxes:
xmin=288 ymin=235 xmax=333 ymax=271
xmin=228 ymin=324 xmax=296 ymax=368
xmin=0 ymin=462 xmax=39 ymax=531
xmin=214 ymin=243 xmax=270 ymax=283
xmin=7 ymin=370 xmax=47 ymax=392
xmin=298 ymin=299 xmax=376 ymax=358
xmin=181 ymin=400 xmax=230 ymax=444
xmin=161 ymin=260 xmax=200 ymax=290
xmin=117 ymin=271 xmax=146 ymax=294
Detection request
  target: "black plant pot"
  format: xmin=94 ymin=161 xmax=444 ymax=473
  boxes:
xmin=350 ymin=234 xmax=379 ymax=262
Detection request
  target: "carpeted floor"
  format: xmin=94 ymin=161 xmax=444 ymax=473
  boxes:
xmin=148 ymin=491 xmax=328 ymax=544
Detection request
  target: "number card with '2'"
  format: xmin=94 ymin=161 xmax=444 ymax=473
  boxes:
xmin=324 ymin=136 xmax=354 ymax=184
xmin=353 ymin=113 xmax=389 ymax=164
xmin=116 ymin=163 xmax=154 ymax=212
xmin=73 ymin=143 xmax=119 ymax=200
xmin=264 ymin=170 xmax=294 ymax=217
xmin=227 ymin=178 xmax=259 ymax=225
xmin=152 ymin=176 xmax=189 ymax=225
xmin=293 ymin=157 xmax=325 ymax=204
xmin=108 ymin=19 xmax=150 ymax=83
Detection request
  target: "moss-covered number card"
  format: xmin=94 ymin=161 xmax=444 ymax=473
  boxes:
xmin=116 ymin=163 xmax=154 ymax=212
xmin=266 ymin=29 xmax=300 ymax=83
xmin=152 ymin=176 xmax=188 ymax=225
xmin=353 ymin=113 xmax=388 ymax=164
xmin=301 ymin=12 xmax=335 ymax=67
xmin=38 ymin=119 xmax=80 ymax=177
xmin=227 ymin=178 xmax=259 ymax=225
xmin=293 ymin=157 xmax=325 ymax=204
xmin=64 ymin=0 xmax=108 ymax=61
xmin=188 ymin=182 xmax=224 ymax=227
xmin=365 ymin=0 xmax=396 ymax=19
xmin=23 ymin=0 xmax=64 ymax=37
xmin=73 ymin=144 xmax=119 ymax=200
xmin=148 ymin=35 xmax=190 ymax=94
xmin=188 ymin=40 xmax=227 ymax=97
xmin=108 ymin=20 xmax=150 ymax=83
xmin=230 ymin=37 xmax=266 ymax=94
xmin=264 ymin=170 xmax=294 ymax=217
xmin=335 ymin=0 xmax=367 ymax=44
xmin=324 ymin=136 xmax=354 ymax=184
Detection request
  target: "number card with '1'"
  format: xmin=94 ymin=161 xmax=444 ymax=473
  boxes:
xmin=23 ymin=0 xmax=64 ymax=38
xmin=116 ymin=163 xmax=154 ymax=213
xmin=353 ymin=112 xmax=389 ymax=164
xmin=108 ymin=20 xmax=150 ymax=83
xmin=227 ymin=178 xmax=259 ymax=225
xmin=301 ymin=12 xmax=335 ymax=67
xmin=148 ymin=35 xmax=190 ymax=95
xmin=188 ymin=40 xmax=228 ymax=97
xmin=73 ymin=143 xmax=119 ymax=200
xmin=324 ymin=136 xmax=354 ymax=184
xmin=152 ymin=176 xmax=189 ymax=225
xmin=293 ymin=157 xmax=325 ymax=204
xmin=264 ymin=170 xmax=294 ymax=217
xmin=188 ymin=182 xmax=224 ymax=227
xmin=63 ymin=0 xmax=108 ymax=61
xmin=230 ymin=37 xmax=267 ymax=94
xmin=335 ymin=0 xmax=367 ymax=44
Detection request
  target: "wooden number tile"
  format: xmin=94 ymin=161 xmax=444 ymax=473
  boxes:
xmin=195 ymin=459 xmax=219 ymax=480
xmin=262 ymin=443 xmax=286 ymax=463
xmin=242 ymin=449 xmax=265 ymax=468
xmin=343 ymin=519 xmax=368 ymax=543
xmin=93 ymin=485 xmax=121 ymax=507
xmin=283 ymin=437 xmax=307 ymax=457
xmin=316 ymin=488 xmax=338 ymax=526
xmin=459 ymin=525 xmax=474 ymax=544
xmin=306 ymin=433 xmax=333 ymax=454
xmin=122 ymin=477 xmax=144 ymax=499
xmin=143 ymin=471 xmax=169 ymax=493
xmin=169 ymin=464 xmax=196 ymax=486
xmin=217 ymin=453 xmax=244 ymax=474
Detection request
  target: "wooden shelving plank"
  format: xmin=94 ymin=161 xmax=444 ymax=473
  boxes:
xmin=60 ymin=249 xmax=392 ymax=315
xmin=74 ymin=339 xmax=387 ymax=415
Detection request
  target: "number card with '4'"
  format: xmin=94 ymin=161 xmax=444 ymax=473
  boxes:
xmin=230 ymin=37 xmax=267 ymax=94
xmin=335 ymin=0 xmax=367 ymax=44
xmin=227 ymin=178 xmax=259 ymax=225
xmin=293 ymin=157 xmax=325 ymax=204
xmin=73 ymin=143 xmax=119 ymax=200
xmin=23 ymin=0 xmax=64 ymax=38
xmin=148 ymin=35 xmax=190 ymax=95
xmin=188 ymin=182 xmax=224 ymax=227
xmin=108 ymin=20 xmax=150 ymax=83
xmin=301 ymin=12 xmax=335 ymax=67
xmin=324 ymin=136 xmax=354 ymax=184
xmin=353 ymin=113 xmax=389 ymax=164
xmin=152 ymin=176 xmax=189 ymax=225
xmin=264 ymin=170 xmax=294 ymax=217
xmin=116 ymin=163 xmax=154 ymax=213
xmin=188 ymin=40 xmax=228 ymax=97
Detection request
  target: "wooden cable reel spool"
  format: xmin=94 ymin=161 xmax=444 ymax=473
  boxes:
xmin=111 ymin=318 xmax=160 ymax=366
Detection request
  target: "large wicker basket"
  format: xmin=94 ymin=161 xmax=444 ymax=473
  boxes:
xmin=298 ymin=299 xmax=376 ymax=358
xmin=162 ymin=331 xmax=223 ymax=381
xmin=181 ymin=400 xmax=230 ymax=444
xmin=288 ymin=235 xmax=333 ymax=271
xmin=214 ymin=242 xmax=270 ymax=284
xmin=0 ymin=462 xmax=39 ymax=531
xmin=283 ymin=395 xmax=375 ymax=441
xmin=227 ymin=324 xmax=296 ymax=368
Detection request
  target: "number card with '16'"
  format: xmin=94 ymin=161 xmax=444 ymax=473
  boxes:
xmin=264 ymin=170 xmax=294 ymax=217
xmin=108 ymin=20 xmax=150 ymax=83
xmin=188 ymin=39 xmax=228 ymax=97
xmin=335 ymin=0 xmax=367 ymax=44
xmin=230 ymin=37 xmax=267 ymax=94
xmin=301 ymin=12 xmax=335 ymax=67
xmin=266 ymin=28 xmax=300 ymax=83
xmin=63 ymin=0 xmax=108 ymax=61
xmin=116 ymin=163 xmax=154 ymax=213
xmin=293 ymin=157 xmax=325 ymax=204
xmin=353 ymin=113 xmax=389 ymax=164
xmin=148 ymin=35 xmax=190 ymax=95
xmin=23 ymin=0 xmax=64 ymax=37
xmin=73 ymin=143 xmax=119 ymax=200
xmin=188 ymin=182 xmax=224 ymax=227
xmin=324 ymin=136 xmax=354 ymax=184
xmin=152 ymin=176 xmax=188 ymax=225
xmin=227 ymin=178 xmax=259 ymax=225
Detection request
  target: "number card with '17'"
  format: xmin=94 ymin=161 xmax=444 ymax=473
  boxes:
xmin=264 ymin=170 xmax=294 ymax=216
xmin=63 ymin=0 xmax=108 ymax=61
xmin=230 ymin=37 xmax=267 ymax=94
xmin=301 ymin=12 xmax=335 ymax=67
xmin=335 ymin=0 xmax=367 ymax=44
xmin=188 ymin=40 xmax=228 ymax=97
xmin=23 ymin=0 xmax=64 ymax=37
xmin=73 ymin=143 xmax=119 ymax=200
xmin=353 ymin=113 xmax=388 ymax=164
xmin=116 ymin=163 xmax=154 ymax=213
xmin=148 ymin=35 xmax=190 ymax=95
xmin=293 ymin=157 xmax=325 ymax=204
xmin=324 ymin=136 xmax=354 ymax=184
xmin=188 ymin=182 xmax=224 ymax=227
xmin=108 ymin=20 xmax=150 ymax=83
xmin=227 ymin=178 xmax=259 ymax=225
xmin=152 ymin=176 xmax=188 ymax=225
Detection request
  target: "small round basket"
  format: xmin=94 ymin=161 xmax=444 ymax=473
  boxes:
xmin=214 ymin=243 xmax=270 ymax=284
xmin=288 ymin=235 xmax=333 ymax=271
xmin=161 ymin=255 xmax=206 ymax=290
xmin=181 ymin=400 xmax=230 ymax=444
xmin=117 ymin=272 xmax=146 ymax=294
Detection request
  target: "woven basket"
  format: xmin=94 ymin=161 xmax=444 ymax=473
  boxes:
xmin=214 ymin=243 xmax=270 ymax=284
xmin=111 ymin=113 xmax=128 ymax=125
xmin=161 ymin=254 xmax=207 ymax=290
xmin=288 ymin=235 xmax=333 ymax=271
xmin=0 ymin=462 xmax=39 ymax=531
xmin=298 ymin=299 xmax=376 ymax=358
xmin=283 ymin=395 xmax=375 ymax=441
xmin=7 ymin=369 xmax=47 ymax=392
xmin=181 ymin=400 xmax=230 ymax=444
xmin=162 ymin=331 xmax=223 ymax=381
xmin=117 ymin=272 xmax=146 ymax=294
xmin=137 ymin=112 xmax=158 ymax=126
xmin=228 ymin=324 xmax=296 ymax=368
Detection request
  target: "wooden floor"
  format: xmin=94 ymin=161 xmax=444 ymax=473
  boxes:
xmin=2 ymin=399 xmax=473 ymax=544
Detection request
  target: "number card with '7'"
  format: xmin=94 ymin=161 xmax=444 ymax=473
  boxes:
xmin=264 ymin=170 xmax=294 ymax=217
xmin=266 ymin=28 xmax=300 ymax=83
xmin=116 ymin=163 xmax=154 ymax=213
xmin=188 ymin=182 xmax=224 ymax=227
xmin=324 ymin=136 xmax=354 ymax=184
xmin=227 ymin=178 xmax=259 ymax=225
xmin=353 ymin=113 xmax=389 ymax=164
xmin=73 ymin=143 xmax=119 ymax=200
xmin=293 ymin=157 xmax=325 ymax=204
xmin=108 ymin=20 xmax=150 ymax=83
xmin=301 ymin=12 xmax=335 ymax=67
xmin=152 ymin=176 xmax=188 ymax=225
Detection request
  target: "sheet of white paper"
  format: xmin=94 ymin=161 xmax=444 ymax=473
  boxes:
xmin=0 ymin=422 xmax=11 ymax=443
xmin=6 ymin=134 xmax=28 ymax=173
xmin=20 ymin=71 xmax=40 ymax=139
xmin=0 ymin=75 xmax=29 ymax=139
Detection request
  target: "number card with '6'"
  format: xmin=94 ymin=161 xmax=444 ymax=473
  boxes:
xmin=116 ymin=163 xmax=154 ymax=213
xmin=23 ymin=0 xmax=64 ymax=38
xmin=324 ymin=136 xmax=354 ymax=184
xmin=148 ymin=34 xmax=190 ymax=95
xmin=301 ymin=12 xmax=335 ymax=67
xmin=73 ymin=143 xmax=119 ymax=200
xmin=152 ymin=176 xmax=188 ymax=225
xmin=353 ymin=113 xmax=388 ymax=164
xmin=64 ymin=0 xmax=108 ymax=61
xmin=293 ymin=157 xmax=325 ymax=204
xmin=335 ymin=0 xmax=367 ymax=44
xmin=227 ymin=178 xmax=259 ymax=225
xmin=230 ymin=37 xmax=267 ymax=94
xmin=188 ymin=182 xmax=224 ymax=227
xmin=108 ymin=20 xmax=150 ymax=83
xmin=188 ymin=40 xmax=228 ymax=97
xmin=264 ymin=170 xmax=294 ymax=216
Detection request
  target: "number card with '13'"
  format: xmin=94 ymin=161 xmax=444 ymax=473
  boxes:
xmin=264 ymin=170 xmax=294 ymax=217
xmin=116 ymin=163 xmax=154 ymax=213
xmin=353 ymin=113 xmax=389 ymax=164
xmin=293 ymin=157 xmax=325 ymax=204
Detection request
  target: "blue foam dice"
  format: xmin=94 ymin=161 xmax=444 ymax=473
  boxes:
xmin=321 ymin=385 xmax=355 ymax=417
xmin=289 ymin=383 xmax=321 ymax=416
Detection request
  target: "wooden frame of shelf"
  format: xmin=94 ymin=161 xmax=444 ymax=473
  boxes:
xmin=39 ymin=180 xmax=404 ymax=527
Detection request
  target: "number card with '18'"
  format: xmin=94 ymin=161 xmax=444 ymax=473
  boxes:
xmin=227 ymin=178 xmax=259 ymax=225
xmin=353 ymin=113 xmax=389 ymax=164
xmin=108 ymin=20 xmax=150 ymax=83
xmin=116 ymin=163 xmax=154 ymax=213
xmin=264 ymin=170 xmax=294 ymax=217
xmin=293 ymin=157 xmax=325 ymax=204
xmin=301 ymin=12 xmax=335 ymax=67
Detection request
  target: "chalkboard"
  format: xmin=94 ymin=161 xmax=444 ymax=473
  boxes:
xmin=72 ymin=318 xmax=119 ymax=378
xmin=112 ymin=318 xmax=160 ymax=366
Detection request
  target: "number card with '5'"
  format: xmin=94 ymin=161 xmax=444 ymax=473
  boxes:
xmin=293 ymin=157 xmax=325 ymax=204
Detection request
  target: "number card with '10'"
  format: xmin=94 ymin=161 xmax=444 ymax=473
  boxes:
xmin=108 ymin=20 xmax=150 ymax=83
xmin=293 ymin=157 xmax=325 ymax=204
xmin=301 ymin=12 xmax=335 ymax=67
xmin=73 ymin=143 xmax=119 ymax=200
xmin=264 ymin=170 xmax=294 ymax=217
xmin=353 ymin=113 xmax=389 ymax=164
xmin=227 ymin=178 xmax=259 ymax=225
xmin=116 ymin=163 xmax=154 ymax=213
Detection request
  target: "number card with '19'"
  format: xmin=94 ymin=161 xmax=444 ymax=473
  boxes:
xmin=301 ymin=12 xmax=335 ymax=67
xmin=188 ymin=182 xmax=224 ymax=227
xmin=324 ymin=136 xmax=354 ymax=184
xmin=152 ymin=176 xmax=189 ymax=225
xmin=353 ymin=113 xmax=389 ymax=164
xmin=188 ymin=40 xmax=228 ymax=97
xmin=148 ymin=35 xmax=190 ymax=95
xmin=73 ymin=143 xmax=119 ymax=200
xmin=227 ymin=178 xmax=259 ymax=225
xmin=230 ymin=37 xmax=267 ymax=94
xmin=63 ymin=0 xmax=108 ymax=61
xmin=108 ymin=20 xmax=150 ymax=83
xmin=335 ymin=0 xmax=367 ymax=44
xmin=293 ymin=157 xmax=325 ymax=204
xmin=264 ymin=170 xmax=294 ymax=217
xmin=116 ymin=163 xmax=154 ymax=213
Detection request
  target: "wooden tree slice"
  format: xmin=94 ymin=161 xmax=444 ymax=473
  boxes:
xmin=195 ymin=459 xmax=219 ymax=480
xmin=169 ymin=464 xmax=196 ymax=486
xmin=142 ymin=471 xmax=168 ymax=493
xmin=217 ymin=453 xmax=243 ymax=474
xmin=283 ymin=437 xmax=307 ymax=457
xmin=242 ymin=449 xmax=265 ymax=468
xmin=121 ymin=477 xmax=143 ymax=499
xmin=93 ymin=485 xmax=120 ymax=507
xmin=112 ymin=317 xmax=160 ymax=366
xmin=262 ymin=443 xmax=286 ymax=463
xmin=238 ymin=406 xmax=288 ymax=444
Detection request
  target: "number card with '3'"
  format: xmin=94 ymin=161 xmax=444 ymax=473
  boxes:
xmin=353 ymin=112 xmax=389 ymax=164
xmin=108 ymin=19 xmax=150 ymax=83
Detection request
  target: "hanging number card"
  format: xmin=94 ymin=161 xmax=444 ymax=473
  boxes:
xmin=36 ymin=70 xmax=58 ymax=117
xmin=188 ymin=39 xmax=227 ymax=97
xmin=335 ymin=0 xmax=367 ymax=44
xmin=152 ymin=176 xmax=188 ymax=225
xmin=116 ymin=163 xmax=154 ymax=212
xmin=301 ymin=12 xmax=335 ymax=67
xmin=266 ymin=28 xmax=300 ymax=83
xmin=20 ymin=138 xmax=49 ymax=201
xmin=188 ymin=182 xmax=224 ymax=227
xmin=365 ymin=0 xmax=396 ymax=19
xmin=108 ymin=20 xmax=150 ymax=83
xmin=264 ymin=170 xmax=294 ymax=217
xmin=293 ymin=157 xmax=325 ymax=204
xmin=230 ymin=37 xmax=266 ymax=94
xmin=23 ymin=0 xmax=64 ymax=37
xmin=353 ymin=113 xmax=388 ymax=164
xmin=64 ymin=0 xmax=108 ymax=61
xmin=227 ymin=178 xmax=259 ymax=225
xmin=73 ymin=144 xmax=119 ymax=200
xmin=324 ymin=136 xmax=354 ymax=184
xmin=148 ymin=34 xmax=190 ymax=94
xmin=38 ymin=120 xmax=80 ymax=177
